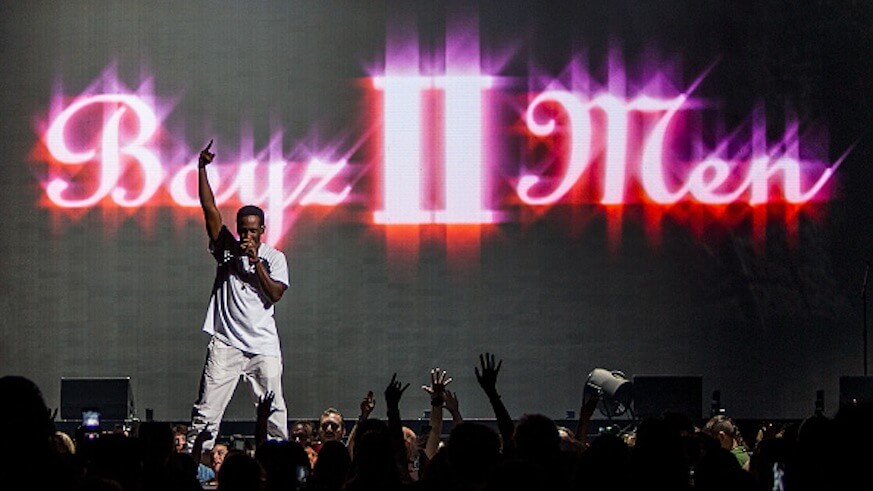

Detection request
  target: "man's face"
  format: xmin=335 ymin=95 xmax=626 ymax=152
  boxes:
xmin=237 ymin=215 xmax=264 ymax=245
xmin=173 ymin=433 xmax=187 ymax=453
xmin=319 ymin=412 xmax=344 ymax=442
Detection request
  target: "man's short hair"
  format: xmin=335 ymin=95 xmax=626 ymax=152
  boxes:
xmin=321 ymin=407 xmax=344 ymax=423
xmin=236 ymin=205 xmax=265 ymax=226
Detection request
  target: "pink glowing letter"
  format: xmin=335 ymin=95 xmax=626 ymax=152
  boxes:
xmin=434 ymin=76 xmax=494 ymax=223
xmin=45 ymin=94 xmax=163 ymax=207
xmin=373 ymin=76 xmax=433 ymax=224
xmin=518 ymin=91 xmax=592 ymax=205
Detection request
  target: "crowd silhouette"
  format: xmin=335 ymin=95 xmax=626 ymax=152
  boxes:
xmin=1 ymin=352 xmax=871 ymax=490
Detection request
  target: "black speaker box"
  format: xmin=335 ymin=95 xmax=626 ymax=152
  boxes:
xmin=839 ymin=376 xmax=873 ymax=408
xmin=632 ymin=375 xmax=703 ymax=420
xmin=60 ymin=377 xmax=134 ymax=421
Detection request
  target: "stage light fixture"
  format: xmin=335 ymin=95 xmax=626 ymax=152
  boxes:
xmin=585 ymin=368 xmax=633 ymax=419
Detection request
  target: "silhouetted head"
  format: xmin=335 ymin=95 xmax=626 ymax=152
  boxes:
xmin=631 ymin=416 xmax=688 ymax=490
xmin=137 ymin=421 xmax=175 ymax=468
xmin=0 ymin=375 xmax=54 ymax=449
xmin=312 ymin=440 xmax=352 ymax=489
xmin=218 ymin=451 xmax=264 ymax=491
xmin=255 ymin=440 xmax=310 ymax=491
xmin=447 ymin=422 xmax=501 ymax=485
xmin=663 ymin=411 xmax=696 ymax=436
xmin=347 ymin=420 xmax=400 ymax=487
xmin=514 ymin=414 xmax=561 ymax=464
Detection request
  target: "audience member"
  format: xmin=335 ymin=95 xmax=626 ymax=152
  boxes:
xmin=308 ymin=440 xmax=351 ymax=491
xmin=291 ymin=420 xmax=315 ymax=447
xmin=290 ymin=420 xmax=319 ymax=467
xmin=632 ymin=416 xmax=691 ymax=490
xmin=5 ymin=356 xmax=866 ymax=491
xmin=316 ymin=408 xmax=345 ymax=450
xmin=54 ymin=430 xmax=77 ymax=455
xmin=173 ymin=425 xmax=189 ymax=453
xmin=217 ymin=451 xmax=263 ymax=491
xmin=0 ymin=375 xmax=76 ymax=490
xmin=445 ymin=422 xmax=502 ymax=491
xmin=208 ymin=441 xmax=230 ymax=484
xmin=255 ymin=439 xmax=310 ymax=491
xmin=344 ymin=375 xmax=409 ymax=490
xmin=704 ymin=415 xmax=751 ymax=470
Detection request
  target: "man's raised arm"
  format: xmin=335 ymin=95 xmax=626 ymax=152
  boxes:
xmin=198 ymin=140 xmax=222 ymax=242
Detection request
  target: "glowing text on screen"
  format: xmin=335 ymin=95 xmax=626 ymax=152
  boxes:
xmin=37 ymin=63 xmax=842 ymax=246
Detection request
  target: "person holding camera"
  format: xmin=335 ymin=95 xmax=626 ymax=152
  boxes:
xmin=187 ymin=141 xmax=290 ymax=450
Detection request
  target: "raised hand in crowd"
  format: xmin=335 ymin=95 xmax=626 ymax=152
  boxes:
xmin=576 ymin=389 xmax=600 ymax=448
xmin=444 ymin=389 xmax=463 ymax=424
xmin=384 ymin=373 xmax=411 ymax=479
xmin=422 ymin=367 xmax=453 ymax=404
xmin=191 ymin=429 xmax=212 ymax=467
xmin=347 ymin=389 xmax=376 ymax=458
xmin=385 ymin=373 xmax=410 ymax=411
xmin=360 ymin=390 xmax=376 ymax=420
xmin=475 ymin=352 xmax=503 ymax=399
xmin=422 ymin=368 xmax=454 ymax=459
xmin=255 ymin=391 xmax=275 ymax=447
xmin=475 ymin=352 xmax=514 ymax=453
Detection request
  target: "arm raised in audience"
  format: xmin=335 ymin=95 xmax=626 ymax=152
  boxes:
xmin=385 ymin=373 xmax=410 ymax=478
xmin=346 ymin=390 xmax=375 ymax=458
xmin=191 ymin=429 xmax=212 ymax=467
xmin=443 ymin=389 xmax=463 ymax=425
xmin=575 ymin=390 xmax=599 ymax=448
xmin=421 ymin=368 xmax=453 ymax=459
xmin=475 ymin=352 xmax=514 ymax=454
xmin=255 ymin=391 xmax=275 ymax=447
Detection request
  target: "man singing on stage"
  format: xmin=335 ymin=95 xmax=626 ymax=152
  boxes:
xmin=188 ymin=140 xmax=290 ymax=449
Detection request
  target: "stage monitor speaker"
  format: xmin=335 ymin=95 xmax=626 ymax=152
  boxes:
xmin=632 ymin=375 xmax=703 ymax=420
xmin=839 ymin=376 xmax=873 ymax=408
xmin=60 ymin=377 xmax=134 ymax=421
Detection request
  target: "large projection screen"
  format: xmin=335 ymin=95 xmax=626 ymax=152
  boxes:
xmin=1 ymin=0 xmax=871 ymax=422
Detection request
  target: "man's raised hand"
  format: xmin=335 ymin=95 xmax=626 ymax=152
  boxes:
xmin=199 ymin=140 xmax=215 ymax=167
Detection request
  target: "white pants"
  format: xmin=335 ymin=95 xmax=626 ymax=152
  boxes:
xmin=188 ymin=337 xmax=289 ymax=449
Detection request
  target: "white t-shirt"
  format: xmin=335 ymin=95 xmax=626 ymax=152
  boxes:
xmin=202 ymin=226 xmax=289 ymax=357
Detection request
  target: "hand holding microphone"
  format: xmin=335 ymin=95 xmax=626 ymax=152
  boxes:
xmin=239 ymin=238 xmax=260 ymax=264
